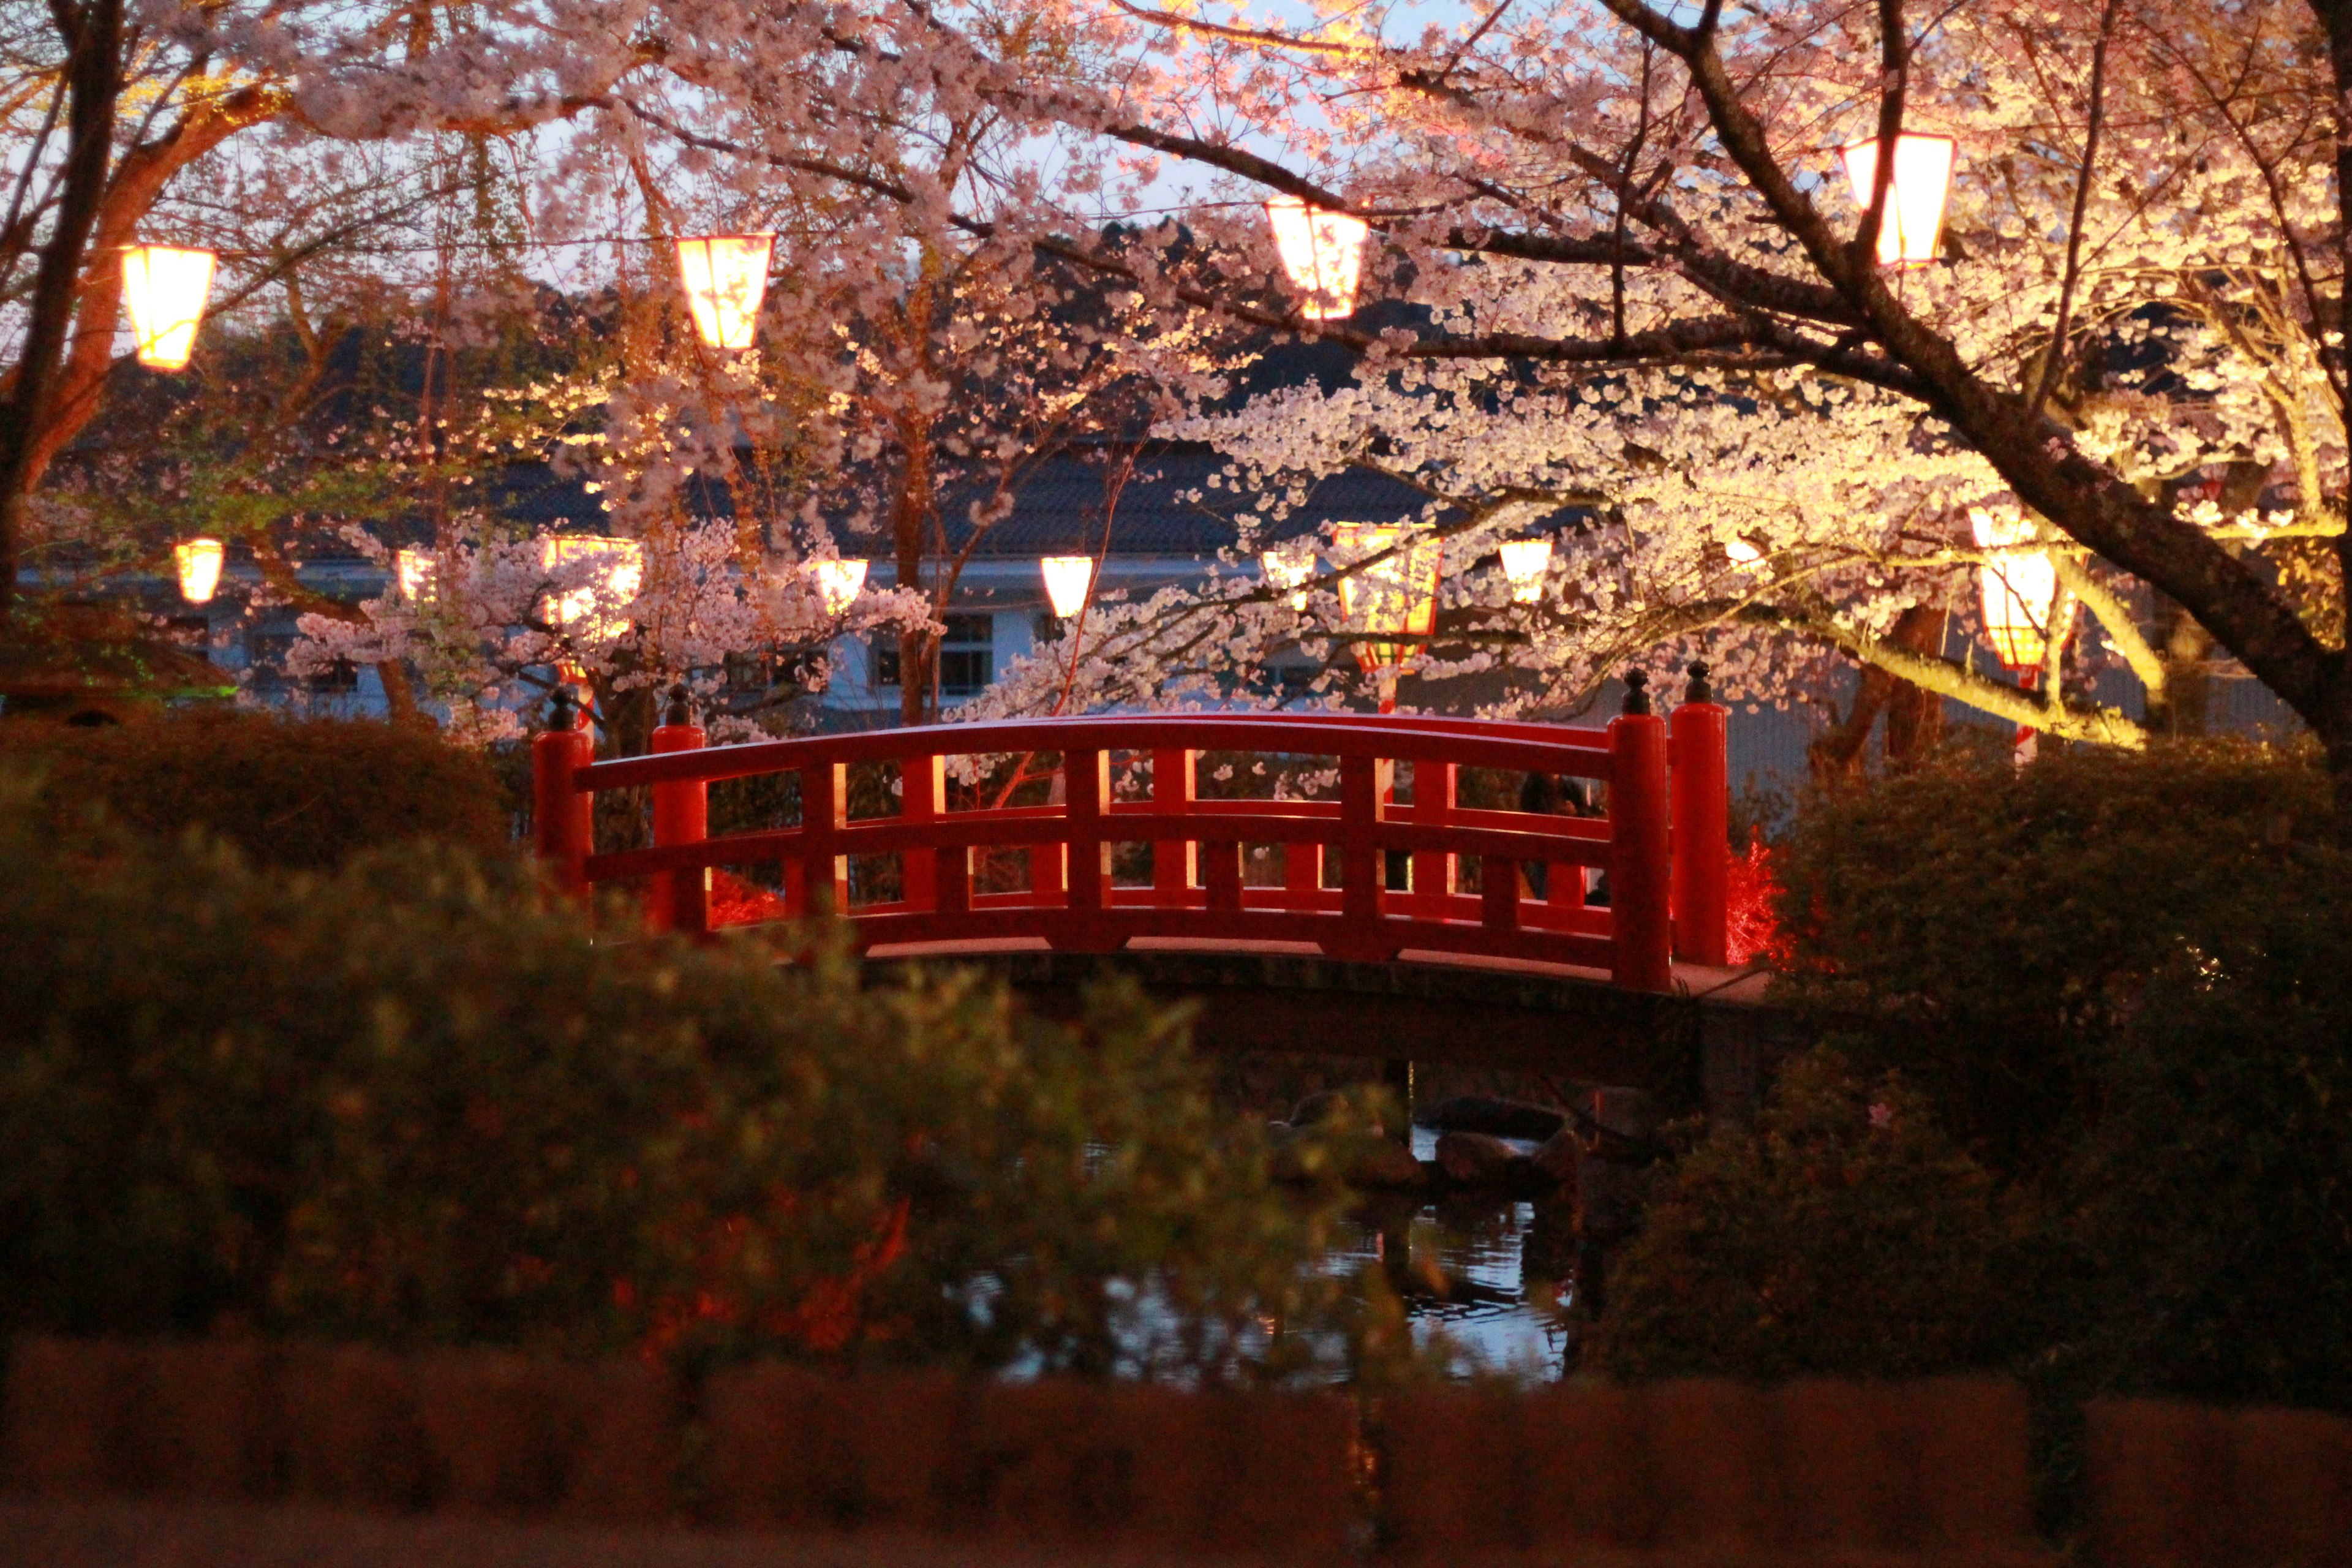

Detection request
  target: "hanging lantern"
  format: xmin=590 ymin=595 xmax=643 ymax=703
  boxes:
xmin=675 ymin=233 xmax=777 ymax=350
xmin=173 ymin=538 xmax=224 ymax=605
xmin=394 ymin=548 xmax=437 ymax=603
xmin=1332 ymin=521 xmax=1441 ymax=675
xmin=1498 ymin=538 xmax=1553 ymax=603
xmin=121 ymin=245 xmax=217 ymax=371
xmin=1040 ymin=555 xmax=1096 ymax=619
xmin=1724 ymin=535 xmax=1764 ymax=565
xmin=1261 ymin=544 xmax=1315 ymax=610
xmin=810 ymin=557 xmax=868 ymax=615
xmin=1265 ymin=196 xmax=1369 ymax=320
xmin=541 ymin=535 xmax=645 ymax=642
xmin=1969 ymin=507 xmax=2076 ymax=671
xmin=1837 ymin=133 xmax=1956 ymax=268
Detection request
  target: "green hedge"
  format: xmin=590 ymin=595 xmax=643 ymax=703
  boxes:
xmin=0 ymin=780 xmax=1373 ymax=1379
xmin=1 ymin=709 xmax=512 ymax=870
xmin=1595 ymin=740 xmax=2352 ymax=1417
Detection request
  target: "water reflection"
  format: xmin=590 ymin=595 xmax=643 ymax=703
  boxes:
xmin=1321 ymin=1128 xmax=1578 ymax=1378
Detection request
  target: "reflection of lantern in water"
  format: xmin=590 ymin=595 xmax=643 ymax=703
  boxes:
xmin=122 ymin=245 xmax=217 ymax=370
xmin=394 ymin=548 xmax=437 ymax=603
xmin=675 ymin=233 xmax=777 ymax=349
xmin=1498 ymin=538 xmax=1553 ymax=603
xmin=810 ymin=558 xmax=867 ymax=615
xmin=1261 ymin=544 xmax=1315 ymax=610
xmin=1265 ymin=197 xmax=1369 ymax=320
xmin=1837 ymin=133 xmax=1956 ymax=268
xmin=174 ymin=538 xmax=224 ymax=605
xmin=1332 ymin=521 xmax=1441 ymax=679
xmin=1969 ymin=507 xmax=2076 ymax=672
xmin=541 ymin=536 xmax=644 ymax=642
xmin=1040 ymin=556 xmax=1095 ymax=619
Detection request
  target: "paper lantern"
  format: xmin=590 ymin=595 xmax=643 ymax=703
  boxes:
xmin=1265 ymin=197 xmax=1369 ymax=320
xmin=122 ymin=246 xmax=217 ymax=371
xmin=1332 ymin=521 xmax=1440 ymax=674
xmin=541 ymin=535 xmax=644 ymax=642
xmin=1969 ymin=507 xmax=2075 ymax=671
xmin=394 ymin=548 xmax=437 ymax=603
xmin=173 ymin=538 xmax=224 ymax=605
xmin=676 ymin=233 xmax=776 ymax=350
xmin=1040 ymin=556 xmax=1096 ymax=619
xmin=1724 ymin=536 xmax=1764 ymax=565
xmin=1261 ymin=544 xmax=1315 ymax=610
xmin=811 ymin=557 xmax=868 ymax=615
xmin=1838 ymin=133 xmax=1956 ymax=268
xmin=1498 ymin=538 xmax=1553 ymax=603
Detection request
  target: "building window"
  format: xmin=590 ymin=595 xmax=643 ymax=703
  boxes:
xmin=873 ymin=615 xmax=994 ymax=696
xmin=308 ymin=657 xmax=360 ymax=693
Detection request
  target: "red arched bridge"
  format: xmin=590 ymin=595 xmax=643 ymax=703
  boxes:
xmin=532 ymin=696 xmax=1732 ymax=995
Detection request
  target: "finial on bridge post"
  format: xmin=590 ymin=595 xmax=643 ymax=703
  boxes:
xmin=547 ymin=684 xmax=577 ymax=731
xmin=1684 ymin=662 xmax=1712 ymax=705
xmin=1621 ymin=668 xmax=1651 ymax=716
xmin=665 ymin=682 xmax=693 ymax=727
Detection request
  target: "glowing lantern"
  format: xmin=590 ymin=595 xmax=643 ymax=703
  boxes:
xmin=541 ymin=535 xmax=644 ymax=642
xmin=1498 ymin=538 xmax=1553 ymax=603
xmin=811 ymin=557 xmax=868 ymax=614
xmin=1261 ymin=543 xmax=1315 ymax=610
xmin=1265 ymin=196 xmax=1368 ymax=320
xmin=121 ymin=245 xmax=217 ymax=371
xmin=173 ymin=538 xmax=224 ymax=605
xmin=675 ymin=233 xmax=776 ymax=350
xmin=1725 ymin=536 xmax=1764 ymax=565
xmin=394 ymin=548 xmax=437 ymax=603
xmin=1838 ymin=133 xmax=1956 ymax=268
xmin=1332 ymin=521 xmax=1441 ymax=676
xmin=1041 ymin=555 xmax=1096 ymax=619
xmin=1969 ymin=507 xmax=2076 ymax=671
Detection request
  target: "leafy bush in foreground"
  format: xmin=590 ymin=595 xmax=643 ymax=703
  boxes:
xmin=0 ymin=778 xmax=1362 ymax=1380
xmin=1 ymin=708 xmax=511 ymax=869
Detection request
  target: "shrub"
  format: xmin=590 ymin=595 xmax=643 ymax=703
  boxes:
xmin=1769 ymin=736 xmax=2331 ymax=1167
xmin=1 ymin=708 xmax=511 ymax=869
xmin=0 ymin=777 xmax=1357 ymax=1380
xmin=1588 ymin=1053 xmax=2035 ymax=1382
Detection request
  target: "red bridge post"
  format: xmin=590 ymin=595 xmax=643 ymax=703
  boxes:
xmin=1669 ymin=663 xmax=1730 ymax=966
xmin=531 ymin=688 xmax=594 ymax=899
xmin=648 ymin=686 xmax=709 ymax=935
xmin=1608 ymin=673 xmax=1673 ymax=991
xmin=1152 ymin=748 xmax=1195 ymax=907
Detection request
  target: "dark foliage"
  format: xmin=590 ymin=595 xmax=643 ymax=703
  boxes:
xmin=2 ymin=708 xmax=512 ymax=869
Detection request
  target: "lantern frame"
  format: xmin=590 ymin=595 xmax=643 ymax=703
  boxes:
xmin=174 ymin=538 xmax=225 ymax=605
xmin=1040 ymin=555 xmax=1096 ymax=620
xmin=1497 ymin=537 xmax=1553 ymax=603
xmin=122 ymin=245 xmax=217 ymax=371
xmin=676 ymin=233 xmax=777 ymax=350
xmin=1332 ymin=521 xmax=1441 ymax=675
xmin=1837 ymin=132 xmax=1956 ymax=269
xmin=1969 ymin=507 xmax=2076 ymax=672
xmin=1261 ymin=543 xmax=1316 ymax=610
xmin=541 ymin=535 xmax=645 ymax=643
xmin=811 ymin=557 xmax=869 ymax=615
xmin=1264 ymin=197 xmax=1370 ymax=320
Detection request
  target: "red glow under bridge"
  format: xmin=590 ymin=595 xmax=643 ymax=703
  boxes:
xmin=532 ymin=703 xmax=1730 ymax=992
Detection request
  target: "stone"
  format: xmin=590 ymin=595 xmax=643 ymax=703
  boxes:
xmin=1434 ymin=1131 xmax=1529 ymax=1189
xmin=1346 ymin=1140 xmax=1430 ymax=1190
xmin=1531 ymin=1127 xmax=1583 ymax=1188
xmin=1415 ymin=1095 xmax=1567 ymax=1142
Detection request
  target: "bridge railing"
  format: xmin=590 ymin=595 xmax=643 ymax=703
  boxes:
xmin=533 ymin=696 xmax=1728 ymax=990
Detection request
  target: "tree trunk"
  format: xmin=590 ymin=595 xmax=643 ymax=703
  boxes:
xmin=0 ymin=0 xmax=121 ymax=627
xmin=1809 ymin=603 xmax=1947 ymax=785
xmin=892 ymin=419 xmax=935 ymax=728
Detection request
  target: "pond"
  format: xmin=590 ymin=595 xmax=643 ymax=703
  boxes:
xmin=1322 ymin=1127 xmax=1581 ymax=1379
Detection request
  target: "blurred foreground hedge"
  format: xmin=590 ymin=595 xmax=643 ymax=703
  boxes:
xmin=1597 ymin=740 xmax=2352 ymax=1417
xmin=0 ymin=709 xmax=511 ymax=869
xmin=0 ymin=777 xmax=1370 ymax=1381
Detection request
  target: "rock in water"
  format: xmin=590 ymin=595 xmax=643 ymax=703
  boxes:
xmin=1414 ymin=1095 xmax=1567 ymax=1141
xmin=1531 ymin=1127 xmax=1583 ymax=1188
xmin=1434 ymin=1131 xmax=1530 ymax=1189
xmin=1347 ymin=1140 xmax=1429 ymax=1191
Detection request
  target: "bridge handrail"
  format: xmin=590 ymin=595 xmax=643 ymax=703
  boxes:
xmin=533 ymin=705 xmax=1728 ymax=990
